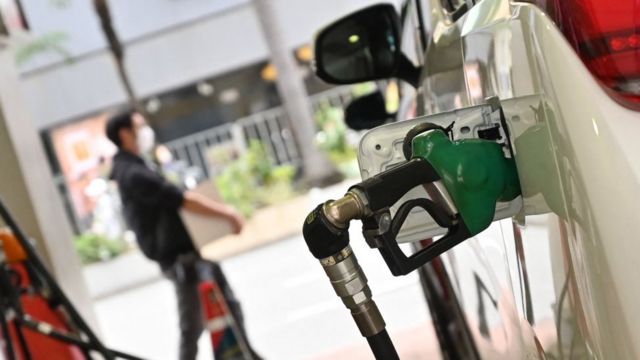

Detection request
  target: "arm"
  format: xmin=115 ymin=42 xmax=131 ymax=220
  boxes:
xmin=182 ymin=191 xmax=245 ymax=234
xmin=127 ymin=168 xmax=245 ymax=234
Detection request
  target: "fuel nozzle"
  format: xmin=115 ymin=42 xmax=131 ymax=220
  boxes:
xmin=302 ymin=197 xmax=399 ymax=360
xmin=301 ymin=115 xmax=523 ymax=358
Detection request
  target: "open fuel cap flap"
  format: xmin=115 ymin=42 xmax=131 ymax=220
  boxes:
xmin=357 ymin=99 xmax=523 ymax=243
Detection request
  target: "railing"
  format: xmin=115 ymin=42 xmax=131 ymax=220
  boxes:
xmin=164 ymin=86 xmax=355 ymax=178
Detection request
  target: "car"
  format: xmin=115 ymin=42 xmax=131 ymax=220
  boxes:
xmin=311 ymin=0 xmax=640 ymax=358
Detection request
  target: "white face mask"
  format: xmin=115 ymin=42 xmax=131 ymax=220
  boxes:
xmin=136 ymin=125 xmax=156 ymax=154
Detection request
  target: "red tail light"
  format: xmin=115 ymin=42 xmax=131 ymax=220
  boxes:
xmin=527 ymin=0 xmax=640 ymax=110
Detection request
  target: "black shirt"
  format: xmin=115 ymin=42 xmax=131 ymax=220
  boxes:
xmin=110 ymin=150 xmax=196 ymax=269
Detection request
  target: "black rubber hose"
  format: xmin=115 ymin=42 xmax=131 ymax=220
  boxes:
xmin=366 ymin=329 xmax=399 ymax=360
xmin=0 ymin=306 xmax=17 ymax=360
xmin=11 ymin=321 xmax=32 ymax=360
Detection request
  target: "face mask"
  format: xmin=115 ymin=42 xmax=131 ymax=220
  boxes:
xmin=136 ymin=125 xmax=156 ymax=154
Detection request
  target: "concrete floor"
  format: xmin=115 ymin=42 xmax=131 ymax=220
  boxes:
xmin=90 ymin=186 xmax=557 ymax=360
xmin=93 ymin=230 xmax=436 ymax=360
xmin=91 ymin=182 xmax=439 ymax=360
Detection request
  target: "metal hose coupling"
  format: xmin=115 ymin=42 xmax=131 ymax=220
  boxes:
xmin=302 ymin=191 xmax=385 ymax=337
xmin=320 ymin=245 xmax=385 ymax=337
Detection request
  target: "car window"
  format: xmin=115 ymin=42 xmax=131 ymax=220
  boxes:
xmin=433 ymin=0 xmax=477 ymax=22
xmin=400 ymin=0 xmax=425 ymax=67
xmin=440 ymin=0 xmax=466 ymax=13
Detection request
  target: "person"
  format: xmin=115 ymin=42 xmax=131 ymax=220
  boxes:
xmin=105 ymin=111 xmax=256 ymax=360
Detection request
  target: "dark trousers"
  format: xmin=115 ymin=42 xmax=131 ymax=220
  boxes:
xmin=164 ymin=254 xmax=255 ymax=360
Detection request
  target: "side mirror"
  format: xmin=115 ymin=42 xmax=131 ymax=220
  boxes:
xmin=314 ymin=4 xmax=402 ymax=85
xmin=344 ymin=91 xmax=394 ymax=130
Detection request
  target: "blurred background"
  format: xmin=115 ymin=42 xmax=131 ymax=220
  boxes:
xmin=0 ymin=0 xmax=437 ymax=358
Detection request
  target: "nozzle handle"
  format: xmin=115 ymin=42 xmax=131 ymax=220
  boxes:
xmin=369 ymin=198 xmax=472 ymax=276
xmin=349 ymin=158 xmax=440 ymax=212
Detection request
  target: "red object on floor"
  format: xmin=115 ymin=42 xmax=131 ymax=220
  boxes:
xmin=1 ymin=231 xmax=83 ymax=360
xmin=199 ymin=281 xmax=245 ymax=360
xmin=3 ymin=263 xmax=84 ymax=360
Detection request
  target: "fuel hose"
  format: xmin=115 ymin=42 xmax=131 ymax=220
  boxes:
xmin=366 ymin=329 xmax=399 ymax=360
xmin=303 ymin=203 xmax=399 ymax=360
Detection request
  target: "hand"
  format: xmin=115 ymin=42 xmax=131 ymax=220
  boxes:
xmin=226 ymin=211 xmax=245 ymax=235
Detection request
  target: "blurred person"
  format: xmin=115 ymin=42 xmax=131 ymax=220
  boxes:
xmin=105 ymin=111 xmax=259 ymax=360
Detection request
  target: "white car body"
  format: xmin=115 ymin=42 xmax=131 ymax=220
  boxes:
xmin=417 ymin=0 xmax=640 ymax=358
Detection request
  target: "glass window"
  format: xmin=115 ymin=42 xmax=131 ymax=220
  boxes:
xmin=441 ymin=0 xmax=467 ymax=13
xmin=400 ymin=0 xmax=425 ymax=66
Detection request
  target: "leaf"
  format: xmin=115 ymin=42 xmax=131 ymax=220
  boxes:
xmin=51 ymin=0 xmax=72 ymax=9
xmin=15 ymin=31 xmax=72 ymax=65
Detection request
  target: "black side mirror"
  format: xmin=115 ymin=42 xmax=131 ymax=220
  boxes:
xmin=314 ymin=4 xmax=402 ymax=85
xmin=344 ymin=91 xmax=394 ymax=130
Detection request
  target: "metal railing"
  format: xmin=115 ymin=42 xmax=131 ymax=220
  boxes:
xmin=164 ymin=86 xmax=355 ymax=178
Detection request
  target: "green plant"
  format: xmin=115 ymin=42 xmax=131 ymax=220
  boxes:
xmin=214 ymin=159 xmax=256 ymax=217
xmin=314 ymin=105 xmax=359 ymax=178
xmin=315 ymin=106 xmax=349 ymax=153
xmin=215 ymin=140 xmax=298 ymax=217
xmin=257 ymin=165 xmax=297 ymax=205
xmin=74 ymin=232 xmax=127 ymax=264
xmin=351 ymin=82 xmax=378 ymax=97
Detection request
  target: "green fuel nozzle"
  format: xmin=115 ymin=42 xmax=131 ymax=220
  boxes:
xmin=301 ymin=109 xmax=521 ymax=359
xmin=411 ymin=129 xmax=521 ymax=235
xmin=303 ymin=123 xmax=521 ymax=277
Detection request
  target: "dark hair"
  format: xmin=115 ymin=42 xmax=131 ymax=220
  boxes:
xmin=105 ymin=110 xmax=134 ymax=147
